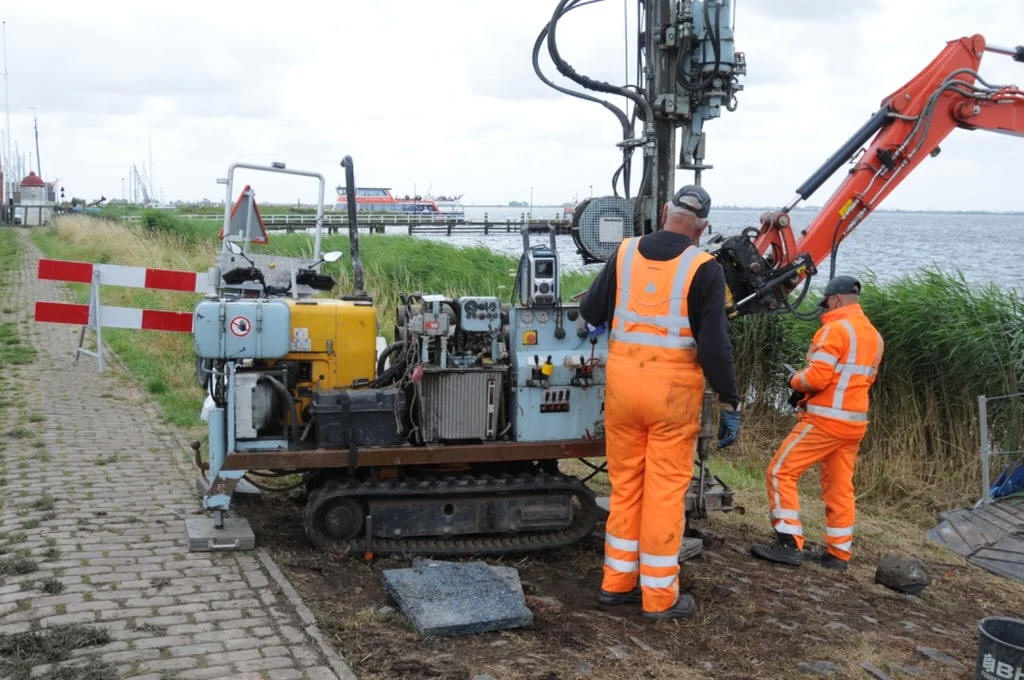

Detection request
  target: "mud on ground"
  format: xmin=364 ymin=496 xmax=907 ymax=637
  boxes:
xmin=242 ymin=488 xmax=1023 ymax=680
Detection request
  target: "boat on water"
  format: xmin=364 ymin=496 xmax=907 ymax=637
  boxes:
xmin=334 ymin=186 xmax=464 ymax=218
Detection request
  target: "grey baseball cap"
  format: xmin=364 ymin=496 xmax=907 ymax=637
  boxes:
xmin=672 ymin=185 xmax=711 ymax=218
xmin=818 ymin=275 xmax=862 ymax=308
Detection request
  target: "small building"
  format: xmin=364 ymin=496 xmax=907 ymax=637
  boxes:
xmin=15 ymin=171 xmax=55 ymax=226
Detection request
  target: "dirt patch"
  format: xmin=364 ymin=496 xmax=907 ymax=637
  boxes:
xmin=244 ymin=491 xmax=1021 ymax=680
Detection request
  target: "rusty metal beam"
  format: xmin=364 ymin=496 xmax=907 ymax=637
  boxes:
xmin=221 ymin=439 xmax=606 ymax=471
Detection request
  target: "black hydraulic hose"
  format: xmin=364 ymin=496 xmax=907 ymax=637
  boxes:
xmin=546 ymin=0 xmax=653 ymax=126
xmin=377 ymin=342 xmax=404 ymax=378
xmin=261 ymin=375 xmax=298 ymax=445
xmin=532 ymin=1 xmax=631 ymax=137
xmin=703 ymin=1 xmax=722 ymax=86
xmin=793 ymin=105 xmax=891 ymax=201
xmin=340 ymin=155 xmax=365 ymax=295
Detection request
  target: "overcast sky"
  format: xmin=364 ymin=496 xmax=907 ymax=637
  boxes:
xmin=2 ymin=0 xmax=1022 ymax=211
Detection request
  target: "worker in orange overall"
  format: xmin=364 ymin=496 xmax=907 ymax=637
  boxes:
xmin=581 ymin=186 xmax=739 ymax=620
xmin=751 ymin=275 xmax=884 ymax=571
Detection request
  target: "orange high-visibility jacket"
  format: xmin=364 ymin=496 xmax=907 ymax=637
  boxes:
xmin=609 ymin=237 xmax=714 ymax=367
xmin=791 ymin=303 xmax=884 ymax=437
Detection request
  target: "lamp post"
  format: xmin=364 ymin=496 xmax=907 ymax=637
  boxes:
xmin=529 ymin=186 xmax=533 ymax=221
xmin=589 ymin=184 xmax=593 ymax=198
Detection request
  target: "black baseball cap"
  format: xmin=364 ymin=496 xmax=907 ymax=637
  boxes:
xmin=818 ymin=275 xmax=862 ymax=308
xmin=672 ymin=185 xmax=711 ymax=218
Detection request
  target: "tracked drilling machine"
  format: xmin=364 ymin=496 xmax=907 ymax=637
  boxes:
xmin=191 ymin=1 xmax=756 ymax=552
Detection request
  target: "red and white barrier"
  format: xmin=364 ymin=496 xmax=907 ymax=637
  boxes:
xmin=34 ymin=302 xmax=194 ymax=332
xmin=37 ymin=258 xmax=213 ymax=294
xmin=34 ymin=258 xmax=209 ymax=371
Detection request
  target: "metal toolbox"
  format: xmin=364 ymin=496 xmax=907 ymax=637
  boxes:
xmin=310 ymin=388 xmax=406 ymax=448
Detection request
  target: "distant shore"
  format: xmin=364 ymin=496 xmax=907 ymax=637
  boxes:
xmin=464 ymin=204 xmax=1024 ymax=216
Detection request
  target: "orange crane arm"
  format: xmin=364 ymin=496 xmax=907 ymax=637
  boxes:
xmin=752 ymin=34 xmax=1024 ymax=277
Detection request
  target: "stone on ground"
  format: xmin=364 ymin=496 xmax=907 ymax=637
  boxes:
xmin=796 ymin=660 xmax=843 ymax=676
xmin=915 ymin=646 xmax=966 ymax=669
xmin=679 ymin=536 xmax=704 ymax=561
xmin=859 ymin=661 xmax=891 ymax=680
xmin=383 ymin=561 xmax=533 ymax=636
xmin=875 ymin=554 xmax=931 ymax=595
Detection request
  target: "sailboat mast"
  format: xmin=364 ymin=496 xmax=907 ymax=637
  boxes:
xmin=33 ymin=111 xmax=40 ymax=176
xmin=2 ymin=21 xmax=12 ymax=196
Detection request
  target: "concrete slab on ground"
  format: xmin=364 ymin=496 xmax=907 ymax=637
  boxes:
xmin=383 ymin=561 xmax=533 ymax=636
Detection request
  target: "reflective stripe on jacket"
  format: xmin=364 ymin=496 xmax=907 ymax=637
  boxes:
xmin=609 ymin=237 xmax=712 ymax=366
xmin=791 ymin=303 xmax=883 ymax=428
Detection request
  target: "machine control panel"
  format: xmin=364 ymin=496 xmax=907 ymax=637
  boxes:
xmin=510 ymin=303 xmax=607 ymax=441
xmin=458 ymin=296 xmax=501 ymax=332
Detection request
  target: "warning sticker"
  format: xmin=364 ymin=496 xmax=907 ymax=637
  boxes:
xmin=229 ymin=315 xmax=252 ymax=337
xmin=291 ymin=327 xmax=311 ymax=352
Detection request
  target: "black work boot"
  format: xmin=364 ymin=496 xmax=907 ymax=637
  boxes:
xmin=595 ymin=586 xmax=642 ymax=606
xmin=750 ymin=533 xmax=804 ymax=566
xmin=817 ymin=551 xmax=849 ymax=572
xmin=643 ymin=593 xmax=696 ymax=621
xmin=803 ymin=545 xmax=849 ymax=572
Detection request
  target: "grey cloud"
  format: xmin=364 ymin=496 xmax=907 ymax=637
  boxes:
xmin=5 ymin=14 xmax=295 ymax=118
xmin=742 ymin=0 xmax=880 ymax=22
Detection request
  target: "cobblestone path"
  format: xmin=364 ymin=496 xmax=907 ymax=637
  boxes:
xmin=0 ymin=229 xmax=354 ymax=680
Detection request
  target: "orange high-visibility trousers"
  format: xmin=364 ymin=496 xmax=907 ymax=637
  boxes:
xmin=765 ymin=414 xmax=863 ymax=560
xmin=601 ymin=357 xmax=703 ymax=612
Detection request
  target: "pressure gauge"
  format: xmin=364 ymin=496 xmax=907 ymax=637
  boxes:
xmin=536 ymin=310 xmax=550 ymax=324
xmin=521 ymin=310 xmax=534 ymax=324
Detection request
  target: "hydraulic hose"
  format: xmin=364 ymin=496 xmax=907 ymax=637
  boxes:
xmin=260 ymin=375 xmax=298 ymax=446
xmin=377 ymin=342 xmax=405 ymax=377
xmin=532 ymin=2 xmax=630 ymax=136
xmin=546 ymin=0 xmax=653 ymax=130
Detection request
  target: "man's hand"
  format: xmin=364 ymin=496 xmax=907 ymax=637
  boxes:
xmin=717 ymin=404 xmax=741 ymax=448
xmin=586 ymin=323 xmax=606 ymax=338
xmin=787 ymin=390 xmax=805 ymax=408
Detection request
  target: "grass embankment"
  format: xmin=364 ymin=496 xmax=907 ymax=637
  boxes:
xmin=32 ymin=213 xmax=1024 ymax=514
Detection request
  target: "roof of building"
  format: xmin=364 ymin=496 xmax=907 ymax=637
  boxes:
xmin=20 ymin=172 xmax=45 ymax=187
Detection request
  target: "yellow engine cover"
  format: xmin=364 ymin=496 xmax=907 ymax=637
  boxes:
xmin=279 ymin=298 xmax=377 ymax=391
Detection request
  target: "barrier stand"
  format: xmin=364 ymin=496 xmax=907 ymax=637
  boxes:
xmin=75 ymin=269 xmax=105 ymax=371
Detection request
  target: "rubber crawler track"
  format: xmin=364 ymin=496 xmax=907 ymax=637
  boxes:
xmin=303 ymin=471 xmax=599 ymax=556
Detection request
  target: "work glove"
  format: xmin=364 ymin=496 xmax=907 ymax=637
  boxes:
xmin=787 ymin=390 xmax=805 ymax=408
xmin=586 ymin=323 xmax=606 ymax=338
xmin=717 ymin=406 xmax=741 ymax=448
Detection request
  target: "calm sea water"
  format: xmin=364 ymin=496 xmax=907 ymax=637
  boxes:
xmin=377 ymin=206 xmax=1022 ymax=293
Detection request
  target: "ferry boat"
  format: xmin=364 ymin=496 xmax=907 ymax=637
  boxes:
xmin=334 ymin=186 xmax=464 ymax=218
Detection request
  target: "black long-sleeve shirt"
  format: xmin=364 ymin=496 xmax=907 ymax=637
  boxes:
xmin=580 ymin=231 xmax=739 ymax=408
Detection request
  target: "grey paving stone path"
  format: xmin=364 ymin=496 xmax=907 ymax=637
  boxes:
xmin=0 ymin=229 xmax=353 ymax=680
